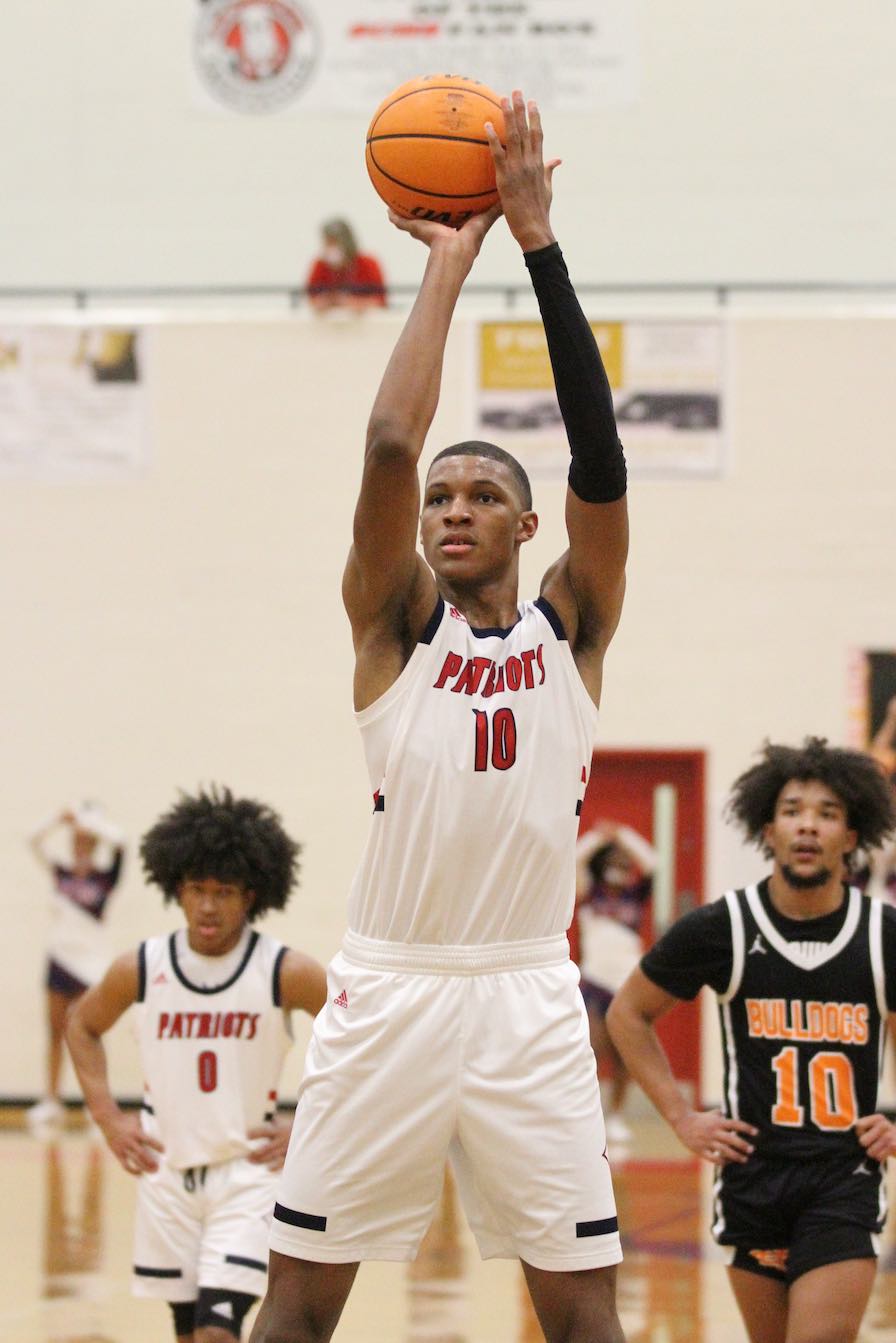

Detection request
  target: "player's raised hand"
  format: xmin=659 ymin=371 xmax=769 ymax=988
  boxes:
xmin=485 ymin=91 xmax=560 ymax=253
xmin=387 ymin=203 xmax=501 ymax=261
xmin=674 ymin=1107 xmax=757 ymax=1165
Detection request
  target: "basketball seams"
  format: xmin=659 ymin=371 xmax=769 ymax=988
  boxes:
xmin=369 ymin=84 xmax=504 ymax=141
xmin=367 ymin=133 xmax=495 ymax=149
xmin=365 ymin=147 xmax=498 ymax=202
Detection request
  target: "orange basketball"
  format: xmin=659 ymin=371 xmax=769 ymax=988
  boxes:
xmin=365 ymin=75 xmax=506 ymax=228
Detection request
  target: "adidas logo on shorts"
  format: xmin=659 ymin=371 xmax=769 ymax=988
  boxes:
xmin=333 ymin=989 xmax=348 ymax=1009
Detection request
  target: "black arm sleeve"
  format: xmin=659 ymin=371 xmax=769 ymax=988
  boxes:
xmin=524 ymin=242 xmax=627 ymax=503
xmin=640 ymin=899 xmax=735 ymax=1000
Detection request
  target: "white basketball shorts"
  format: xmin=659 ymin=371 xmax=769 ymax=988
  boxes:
xmin=270 ymin=933 xmax=621 ymax=1272
xmin=133 ymin=1155 xmax=278 ymax=1302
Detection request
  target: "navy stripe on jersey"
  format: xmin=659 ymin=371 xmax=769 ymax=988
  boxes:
xmin=373 ymin=792 xmax=385 ymax=812
xmin=225 ymin=1254 xmax=266 ymax=1271
xmin=576 ymin=1216 xmax=619 ymax=1238
xmin=273 ymin=1202 xmax=327 ymax=1232
xmin=419 ymin=597 xmax=445 ymax=646
xmin=169 ymin=929 xmax=260 ymax=996
xmin=137 ymin=942 xmax=147 ymax=1003
xmin=534 ymin=595 xmax=567 ymax=641
xmin=135 ymin=1265 xmax=182 ymax=1278
xmin=468 ymin=618 xmax=522 ymax=639
xmin=272 ymin=945 xmax=287 ymax=1008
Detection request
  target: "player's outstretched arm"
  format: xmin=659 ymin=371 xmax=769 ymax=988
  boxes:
xmin=65 ymin=952 xmax=164 ymax=1174
xmin=607 ymin=969 xmax=757 ymax=1164
xmin=486 ymin=93 xmax=628 ymax=706
xmin=343 ymin=208 xmax=499 ymax=674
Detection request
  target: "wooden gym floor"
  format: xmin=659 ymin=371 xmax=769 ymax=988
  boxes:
xmin=2 ymin=1111 xmax=894 ymax=1342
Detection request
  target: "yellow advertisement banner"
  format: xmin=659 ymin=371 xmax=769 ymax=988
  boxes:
xmin=480 ymin=322 xmax=623 ymax=391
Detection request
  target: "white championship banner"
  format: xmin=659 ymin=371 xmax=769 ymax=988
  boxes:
xmin=192 ymin=0 xmax=639 ymax=114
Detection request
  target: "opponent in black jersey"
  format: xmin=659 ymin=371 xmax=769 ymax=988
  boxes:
xmin=607 ymin=738 xmax=896 ymax=1343
xmin=66 ymin=789 xmax=326 ymax=1343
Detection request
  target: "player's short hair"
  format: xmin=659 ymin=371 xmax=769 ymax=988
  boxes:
xmin=428 ymin=441 xmax=533 ymax=510
xmin=140 ymin=786 xmax=300 ymax=917
xmin=726 ymin=737 xmax=896 ymax=857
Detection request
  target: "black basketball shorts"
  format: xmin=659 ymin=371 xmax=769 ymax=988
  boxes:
xmin=712 ymin=1149 xmax=886 ymax=1282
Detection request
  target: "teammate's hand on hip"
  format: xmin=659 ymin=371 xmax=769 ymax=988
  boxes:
xmin=856 ymin=1112 xmax=896 ymax=1162
xmin=247 ymin=1119 xmax=293 ymax=1170
xmin=101 ymin=1110 xmax=163 ymax=1175
xmin=674 ymin=1107 xmax=757 ymax=1166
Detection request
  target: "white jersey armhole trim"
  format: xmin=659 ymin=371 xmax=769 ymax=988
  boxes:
xmin=718 ymin=891 xmax=743 ymax=1004
xmin=528 ymin=601 xmax=600 ymax=741
xmin=869 ymin=896 xmax=888 ymax=1022
xmin=718 ymin=891 xmax=742 ymax=1121
xmin=354 ymin=604 xmax=447 ymax=728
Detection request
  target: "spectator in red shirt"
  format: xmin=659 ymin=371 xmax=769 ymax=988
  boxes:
xmin=306 ymin=218 xmax=387 ymax=312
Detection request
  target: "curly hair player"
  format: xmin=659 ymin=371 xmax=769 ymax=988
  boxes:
xmin=66 ymin=788 xmax=327 ymax=1343
xmin=607 ymin=738 xmax=896 ymax=1343
xmin=250 ymin=91 xmax=629 ymax=1343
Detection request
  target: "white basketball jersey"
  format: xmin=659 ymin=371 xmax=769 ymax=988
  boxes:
xmin=136 ymin=929 xmax=293 ymax=1169
xmin=347 ymin=596 xmax=599 ymax=946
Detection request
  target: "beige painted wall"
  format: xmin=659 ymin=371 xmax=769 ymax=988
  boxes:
xmin=1 ymin=2 xmax=894 ymax=288
xmin=2 ymin=308 xmax=895 ymax=1105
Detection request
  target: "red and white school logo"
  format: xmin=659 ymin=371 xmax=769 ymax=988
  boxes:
xmin=194 ymin=0 xmax=318 ymax=114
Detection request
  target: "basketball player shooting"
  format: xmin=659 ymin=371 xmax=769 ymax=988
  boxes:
xmin=251 ymin=92 xmax=629 ymax=1343
xmin=607 ymin=739 xmax=896 ymax=1343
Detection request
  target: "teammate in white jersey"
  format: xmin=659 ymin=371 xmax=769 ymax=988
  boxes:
xmin=67 ymin=788 xmax=327 ymax=1343
xmin=251 ymin=92 xmax=629 ymax=1343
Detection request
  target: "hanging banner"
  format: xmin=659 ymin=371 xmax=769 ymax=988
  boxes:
xmin=847 ymin=649 xmax=896 ymax=753
xmin=191 ymin=0 xmax=638 ymax=114
xmin=0 ymin=327 xmax=148 ymax=478
xmin=472 ymin=318 xmax=726 ymax=479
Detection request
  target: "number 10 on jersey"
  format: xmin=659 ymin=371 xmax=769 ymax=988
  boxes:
xmin=473 ymin=708 xmax=518 ymax=772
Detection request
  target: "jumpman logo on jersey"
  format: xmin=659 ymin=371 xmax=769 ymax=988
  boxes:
xmin=748 ymin=934 xmax=767 ymax=956
xmin=152 ymin=971 xmax=169 ymax=985
xmin=853 ymin=1160 xmax=873 ymax=1176
xmin=333 ymin=989 xmax=348 ymax=1009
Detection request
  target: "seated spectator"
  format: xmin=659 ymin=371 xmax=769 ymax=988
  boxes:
xmin=306 ymin=218 xmax=387 ymax=311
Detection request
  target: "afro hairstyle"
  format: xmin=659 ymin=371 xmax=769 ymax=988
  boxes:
xmin=140 ymin=786 xmax=300 ymax=917
xmin=726 ymin=736 xmax=896 ymax=861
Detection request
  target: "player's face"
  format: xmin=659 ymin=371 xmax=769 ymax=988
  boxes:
xmin=763 ymin=779 xmax=857 ymax=889
xmin=178 ymin=877 xmax=254 ymax=956
xmin=420 ymin=456 xmax=536 ymax=582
